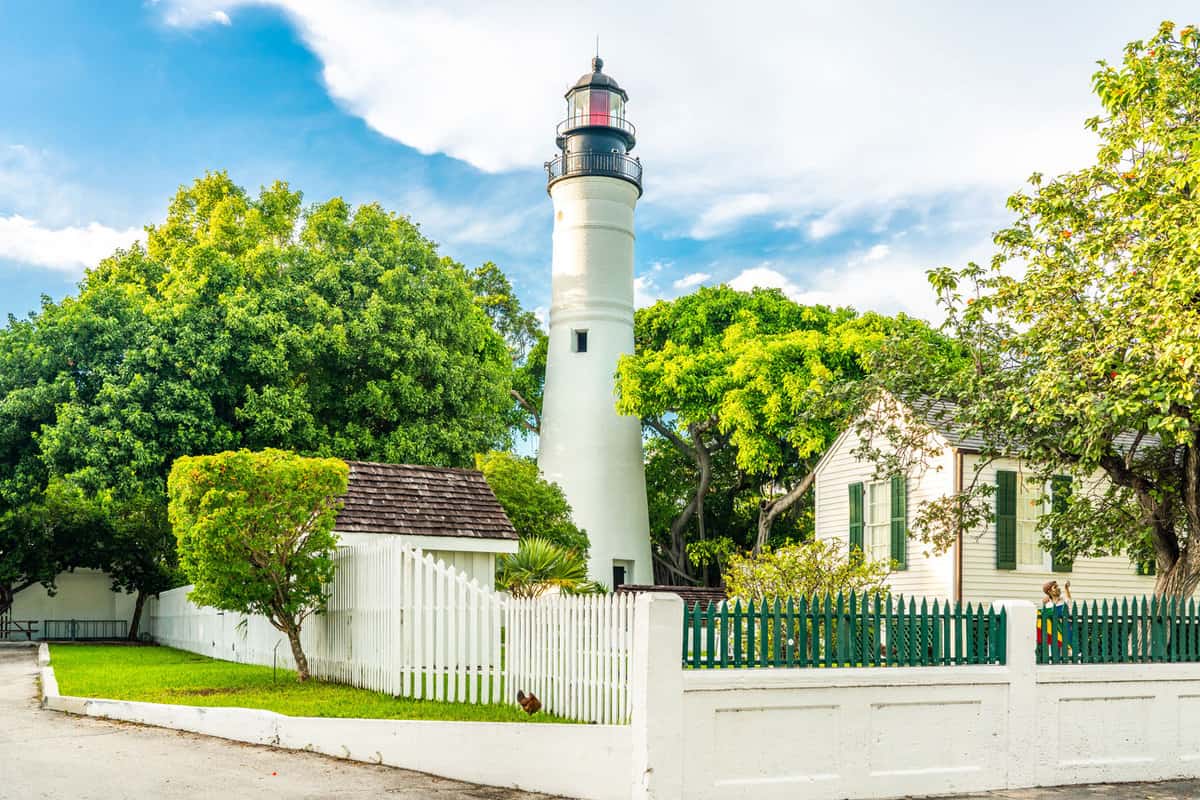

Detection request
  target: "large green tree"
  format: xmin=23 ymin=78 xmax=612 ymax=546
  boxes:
xmin=0 ymin=171 xmax=520 ymax=614
xmin=864 ymin=22 xmax=1200 ymax=597
xmin=616 ymin=286 xmax=949 ymax=584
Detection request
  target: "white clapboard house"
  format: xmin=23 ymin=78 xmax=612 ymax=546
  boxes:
xmin=4 ymin=460 xmax=518 ymax=640
xmin=813 ymin=401 xmax=1158 ymax=604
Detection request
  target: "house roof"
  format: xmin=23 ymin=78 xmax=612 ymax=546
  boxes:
xmin=616 ymin=584 xmax=728 ymax=609
xmin=911 ymin=397 xmax=1161 ymax=455
xmin=910 ymin=397 xmax=987 ymax=451
xmin=335 ymin=461 xmax=517 ymax=541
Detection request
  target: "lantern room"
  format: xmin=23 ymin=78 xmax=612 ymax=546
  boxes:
xmin=555 ymin=56 xmax=636 ymax=151
xmin=547 ymin=55 xmax=642 ymax=195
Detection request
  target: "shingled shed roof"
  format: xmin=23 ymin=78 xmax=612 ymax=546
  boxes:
xmin=335 ymin=461 xmax=517 ymax=541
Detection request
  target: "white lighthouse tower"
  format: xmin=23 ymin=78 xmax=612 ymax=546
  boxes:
xmin=538 ymin=56 xmax=653 ymax=587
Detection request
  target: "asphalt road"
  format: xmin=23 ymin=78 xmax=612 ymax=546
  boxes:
xmin=0 ymin=644 xmax=558 ymax=800
xmin=5 ymin=643 xmax=1200 ymax=800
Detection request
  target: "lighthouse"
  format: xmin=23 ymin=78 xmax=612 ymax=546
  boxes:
xmin=539 ymin=56 xmax=653 ymax=587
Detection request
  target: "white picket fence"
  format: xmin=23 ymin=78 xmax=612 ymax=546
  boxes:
xmin=149 ymin=539 xmax=636 ymax=722
xmin=507 ymin=593 xmax=636 ymax=724
xmin=151 ymin=539 xmax=505 ymax=704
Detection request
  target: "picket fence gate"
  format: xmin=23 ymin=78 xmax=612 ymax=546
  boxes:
xmin=150 ymin=539 xmax=636 ymax=723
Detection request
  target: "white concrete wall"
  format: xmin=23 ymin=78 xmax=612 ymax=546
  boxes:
xmin=9 ymin=569 xmax=137 ymax=635
xmin=41 ymin=691 xmax=631 ymax=800
xmin=814 ymin=426 xmax=956 ymax=599
xmin=1034 ymin=663 xmax=1200 ymax=785
xmin=960 ymin=454 xmax=1158 ymax=604
xmin=539 ymin=175 xmax=653 ymax=586
xmin=679 ymin=667 xmax=1012 ymax=799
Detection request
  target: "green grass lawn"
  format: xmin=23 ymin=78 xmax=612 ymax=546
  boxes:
xmin=50 ymin=644 xmax=573 ymax=724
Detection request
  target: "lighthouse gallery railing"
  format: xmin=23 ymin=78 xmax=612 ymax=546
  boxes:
xmin=545 ymin=152 xmax=643 ymax=193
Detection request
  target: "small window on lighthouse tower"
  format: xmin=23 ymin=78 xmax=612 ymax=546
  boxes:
xmin=573 ymin=329 xmax=588 ymax=353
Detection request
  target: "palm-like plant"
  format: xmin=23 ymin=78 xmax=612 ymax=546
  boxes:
xmin=497 ymin=537 xmax=595 ymax=598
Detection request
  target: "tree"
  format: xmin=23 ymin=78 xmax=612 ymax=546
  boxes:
xmin=616 ymin=286 xmax=949 ymax=583
xmin=0 ymin=171 xmax=521 ymax=618
xmin=723 ymin=539 xmax=892 ymax=602
xmin=475 ymin=451 xmax=589 ymax=555
xmin=863 ymin=21 xmax=1200 ymax=597
xmin=168 ymin=449 xmax=348 ymax=681
xmin=0 ymin=479 xmax=103 ymax=618
xmin=496 ymin=537 xmax=595 ymax=598
xmin=98 ymin=489 xmax=180 ymax=640
xmin=468 ymin=261 xmax=547 ymax=439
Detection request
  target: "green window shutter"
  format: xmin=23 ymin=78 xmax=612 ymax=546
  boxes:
xmin=890 ymin=474 xmax=907 ymax=570
xmin=1050 ymin=475 xmax=1073 ymax=573
xmin=848 ymin=482 xmax=864 ymax=553
xmin=996 ymin=470 xmax=1017 ymax=570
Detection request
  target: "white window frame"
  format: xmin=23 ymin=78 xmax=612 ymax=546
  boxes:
xmin=1016 ymin=475 xmax=1052 ymax=570
xmin=865 ymin=479 xmax=891 ymax=563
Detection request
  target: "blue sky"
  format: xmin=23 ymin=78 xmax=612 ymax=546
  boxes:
xmin=0 ymin=1 xmax=1194 ymax=323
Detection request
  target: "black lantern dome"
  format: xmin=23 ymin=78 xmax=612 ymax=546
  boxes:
xmin=546 ymin=56 xmax=642 ymax=195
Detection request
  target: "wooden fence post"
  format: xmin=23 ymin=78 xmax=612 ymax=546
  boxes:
xmin=630 ymin=592 xmax=683 ymax=800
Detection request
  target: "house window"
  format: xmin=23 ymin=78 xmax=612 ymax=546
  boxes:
xmin=573 ymin=329 xmax=588 ymax=353
xmin=865 ymin=480 xmax=891 ymax=562
xmin=1017 ymin=476 xmax=1048 ymax=568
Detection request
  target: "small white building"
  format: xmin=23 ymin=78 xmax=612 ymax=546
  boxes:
xmin=333 ymin=460 xmax=518 ymax=587
xmin=4 ymin=460 xmax=517 ymax=640
xmin=813 ymin=401 xmax=1158 ymax=604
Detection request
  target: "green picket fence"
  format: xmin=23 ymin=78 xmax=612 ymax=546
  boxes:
xmin=681 ymin=594 xmax=1007 ymax=669
xmin=1038 ymin=597 xmax=1200 ymax=664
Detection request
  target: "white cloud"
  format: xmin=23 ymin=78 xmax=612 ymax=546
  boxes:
xmin=725 ymin=236 xmax=995 ymax=321
xmin=161 ymin=0 xmax=1195 ymax=235
xmin=0 ymin=215 xmax=143 ymax=274
xmin=728 ymin=265 xmax=800 ymax=297
xmin=688 ymin=194 xmax=770 ymax=239
xmin=851 ymin=244 xmax=891 ymax=266
xmin=672 ymin=272 xmax=711 ymax=290
xmin=634 ymin=275 xmax=662 ymax=309
xmin=397 ymin=189 xmax=541 ymax=251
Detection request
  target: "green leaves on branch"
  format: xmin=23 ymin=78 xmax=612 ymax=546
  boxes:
xmin=167 ymin=449 xmax=349 ymax=680
xmin=723 ymin=539 xmax=892 ymax=603
xmin=476 ymin=451 xmax=588 ymax=556
xmin=496 ymin=537 xmax=598 ymax=599
xmin=866 ymin=20 xmax=1200 ymax=595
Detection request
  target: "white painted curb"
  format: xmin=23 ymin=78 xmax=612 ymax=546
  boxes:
xmin=38 ymin=658 xmax=628 ymax=800
xmin=37 ymin=642 xmax=49 ymax=667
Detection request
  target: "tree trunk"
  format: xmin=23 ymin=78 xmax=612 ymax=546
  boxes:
xmin=127 ymin=590 xmax=147 ymax=641
xmin=1154 ymin=555 xmax=1200 ymax=597
xmin=645 ymin=416 xmax=719 ymax=585
xmin=754 ymin=470 xmax=817 ymax=555
xmin=0 ymin=584 xmax=12 ymax=619
xmin=285 ymin=622 xmax=310 ymax=681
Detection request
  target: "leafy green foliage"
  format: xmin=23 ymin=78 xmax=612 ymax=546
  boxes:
xmin=475 ymin=451 xmax=588 ymax=555
xmin=865 ymin=21 xmax=1200 ymax=595
xmin=0 ymin=171 xmax=523 ymax=614
xmin=0 ymin=478 xmax=107 ymax=616
xmin=168 ymin=449 xmax=348 ymax=680
xmin=723 ymin=539 xmax=892 ymax=603
xmin=469 ymin=261 xmax=547 ymax=438
xmin=617 ymin=285 xmax=953 ymax=583
xmin=496 ymin=537 xmax=595 ymax=598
